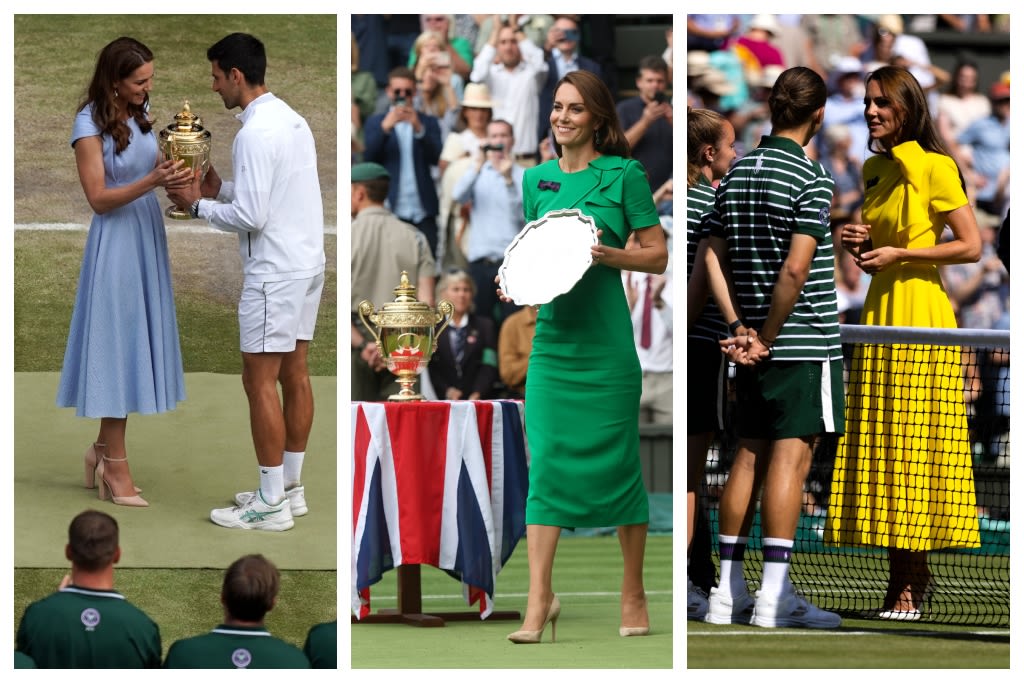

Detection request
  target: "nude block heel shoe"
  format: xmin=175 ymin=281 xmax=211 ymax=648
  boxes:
xmin=96 ymin=456 xmax=149 ymax=507
xmin=507 ymin=595 xmax=561 ymax=644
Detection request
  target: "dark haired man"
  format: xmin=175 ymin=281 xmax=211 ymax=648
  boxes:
xmin=164 ymin=554 xmax=310 ymax=668
xmin=617 ymin=55 xmax=673 ymax=192
xmin=16 ymin=510 xmax=162 ymax=667
xmin=363 ymin=66 xmax=444 ymax=262
xmin=168 ymin=32 xmax=326 ymax=532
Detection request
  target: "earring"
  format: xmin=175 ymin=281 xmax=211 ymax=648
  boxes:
xmin=113 ymin=88 xmax=118 ymax=99
xmin=594 ymin=128 xmax=602 ymax=147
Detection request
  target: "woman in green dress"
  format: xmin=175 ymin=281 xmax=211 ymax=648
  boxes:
xmin=502 ymin=70 xmax=668 ymax=643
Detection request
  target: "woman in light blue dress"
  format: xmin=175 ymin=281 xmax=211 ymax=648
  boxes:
xmin=57 ymin=37 xmax=191 ymax=507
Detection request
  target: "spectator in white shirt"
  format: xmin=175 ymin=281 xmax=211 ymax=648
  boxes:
xmin=469 ymin=15 xmax=548 ymax=166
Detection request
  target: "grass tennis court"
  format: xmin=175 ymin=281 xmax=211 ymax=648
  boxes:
xmin=351 ymin=535 xmax=674 ymax=669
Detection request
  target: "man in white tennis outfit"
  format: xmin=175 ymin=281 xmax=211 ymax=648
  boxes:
xmin=169 ymin=32 xmax=325 ymax=531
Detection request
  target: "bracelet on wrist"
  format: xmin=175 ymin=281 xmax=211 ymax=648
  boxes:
xmin=728 ymin=319 xmax=744 ymax=335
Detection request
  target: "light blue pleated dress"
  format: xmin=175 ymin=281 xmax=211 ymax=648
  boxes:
xmin=56 ymin=104 xmax=186 ymax=418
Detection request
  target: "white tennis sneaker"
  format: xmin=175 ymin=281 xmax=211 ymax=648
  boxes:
xmin=687 ymin=579 xmax=709 ymax=621
xmin=704 ymin=586 xmax=755 ymax=625
xmin=211 ymin=490 xmax=294 ymax=531
xmin=752 ymin=585 xmax=841 ymax=629
xmin=235 ymin=485 xmax=307 ymax=516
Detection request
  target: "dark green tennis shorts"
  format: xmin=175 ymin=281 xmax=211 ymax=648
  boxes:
xmin=734 ymin=359 xmax=845 ymax=439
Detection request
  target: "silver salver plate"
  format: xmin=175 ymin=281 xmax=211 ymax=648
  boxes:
xmin=498 ymin=208 xmax=598 ymax=306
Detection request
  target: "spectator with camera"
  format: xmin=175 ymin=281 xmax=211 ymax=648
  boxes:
xmin=537 ymin=16 xmax=603 ymax=145
xmin=617 ymin=55 xmax=673 ymax=193
xmin=363 ymin=66 xmax=444 ymax=262
xmin=452 ymin=118 xmax=525 ymax=327
xmin=469 ymin=15 xmax=549 ymax=167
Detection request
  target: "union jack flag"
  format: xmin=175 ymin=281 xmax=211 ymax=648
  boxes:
xmin=351 ymin=400 xmax=529 ymax=619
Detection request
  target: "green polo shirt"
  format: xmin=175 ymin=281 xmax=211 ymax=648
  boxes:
xmin=16 ymin=586 xmax=161 ymax=668
xmin=164 ymin=624 xmax=310 ymax=669
xmin=303 ymin=619 xmax=337 ymax=669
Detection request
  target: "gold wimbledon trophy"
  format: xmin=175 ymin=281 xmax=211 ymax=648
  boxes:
xmin=158 ymin=100 xmax=212 ymax=220
xmin=358 ymin=271 xmax=454 ymax=401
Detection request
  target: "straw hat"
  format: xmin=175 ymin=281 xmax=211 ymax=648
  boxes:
xmin=876 ymin=14 xmax=904 ymax=36
xmin=697 ymin=68 xmax=737 ymax=96
xmin=461 ymin=82 xmax=494 ymax=109
xmin=687 ymin=51 xmax=711 ymax=78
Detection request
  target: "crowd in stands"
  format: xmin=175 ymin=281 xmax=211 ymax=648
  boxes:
xmin=351 ymin=14 xmax=673 ymax=419
xmin=687 ymin=14 xmax=1010 ymax=465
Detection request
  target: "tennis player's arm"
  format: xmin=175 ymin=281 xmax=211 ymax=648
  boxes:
xmin=704 ymin=235 xmax=743 ymax=333
xmin=759 ymin=232 xmax=817 ymax=342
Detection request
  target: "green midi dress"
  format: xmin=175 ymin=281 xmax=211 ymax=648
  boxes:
xmin=522 ymin=155 xmax=661 ymax=528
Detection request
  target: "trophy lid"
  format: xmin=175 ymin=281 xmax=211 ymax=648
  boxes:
xmin=171 ymin=100 xmax=202 ymax=132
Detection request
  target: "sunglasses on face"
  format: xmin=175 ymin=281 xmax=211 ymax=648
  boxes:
xmin=393 ymin=89 xmax=414 ymax=98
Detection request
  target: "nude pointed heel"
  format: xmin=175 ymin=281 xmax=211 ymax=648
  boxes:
xmin=85 ymin=444 xmax=141 ymax=493
xmin=507 ymin=595 xmax=560 ymax=644
xmin=620 ymin=596 xmax=650 ymax=636
xmin=96 ymin=455 xmax=149 ymax=508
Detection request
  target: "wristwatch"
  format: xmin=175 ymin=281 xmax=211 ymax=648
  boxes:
xmin=189 ymin=198 xmax=201 ymax=219
xmin=728 ymin=320 xmax=744 ymax=334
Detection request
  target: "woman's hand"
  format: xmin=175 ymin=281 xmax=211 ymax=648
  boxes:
xmin=494 ymin=274 xmax=512 ymax=303
xmin=857 ymin=245 xmax=903 ymax=274
xmin=152 ymin=158 xmax=189 ymax=189
xmin=591 ymin=228 xmax=608 ymax=267
xmin=840 ymin=223 xmax=872 ymax=258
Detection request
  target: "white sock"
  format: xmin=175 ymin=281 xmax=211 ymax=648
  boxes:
xmin=259 ymin=465 xmax=285 ymax=505
xmin=717 ymin=534 xmax=748 ymax=597
xmin=761 ymin=537 xmax=795 ymax=598
xmin=283 ymin=450 xmax=305 ymax=488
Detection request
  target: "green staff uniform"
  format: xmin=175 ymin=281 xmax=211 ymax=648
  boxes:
xmin=16 ymin=586 xmax=161 ymax=668
xmin=164 ymin=625 xmax=310 ymax=668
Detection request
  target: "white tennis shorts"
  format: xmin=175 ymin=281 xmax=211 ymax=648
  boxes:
xmin=238 ymin=273 xmax=325 ymax=353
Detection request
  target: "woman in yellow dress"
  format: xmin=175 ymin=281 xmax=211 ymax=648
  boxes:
xmin=825 ymin=66 xmax=982 ymax=619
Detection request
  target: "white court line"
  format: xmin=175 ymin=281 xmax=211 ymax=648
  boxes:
xmin=14 ymin=222 xmax=338 ymax=235
xmin=396 ymin=590 xmax=673 ymax=601
xmin=687 ymin=629 xmax=1009 ymax=637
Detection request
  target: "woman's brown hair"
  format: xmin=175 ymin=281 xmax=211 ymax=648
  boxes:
xmin=768 ymin=66 xmax=827 ymax=131
xmin=865 ymin=65 xmax=952 ymax=157
xmin=550 ymin=70 xmax=631 ymax=159
xmin=78 ymin=37 xmax=154 ymax=154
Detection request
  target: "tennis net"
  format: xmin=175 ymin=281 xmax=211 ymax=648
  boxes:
xmin=698 ymin=324 xmax=1010 ymax=626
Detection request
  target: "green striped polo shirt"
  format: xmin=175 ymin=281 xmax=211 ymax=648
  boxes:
xmin=703 ymin=134 xmax=842 ymax=362
xmin=687 ymin=175 xmax=728 ymax=343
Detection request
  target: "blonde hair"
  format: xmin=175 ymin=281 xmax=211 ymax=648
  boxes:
xmin=411 ymin=30 xmax=454 ymax=118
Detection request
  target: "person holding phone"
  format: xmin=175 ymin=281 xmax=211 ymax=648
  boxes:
xmin=411 ymin=30 xmax=463 ymax=141
xmin=537 ymin=16 xmax=603 ymax=145
xmin=452 ymin=118 xmax=525 ymax=327
xmin=617 ymin=55 xmax=673 ymax=193
xmin=363 ymin=66 xmax=444 ymax=262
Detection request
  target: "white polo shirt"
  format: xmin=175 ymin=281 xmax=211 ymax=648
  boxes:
xmin=199 ymin=92 xmax=325 ymax=283
xmin=469 ymin=40 xmax=548 ymax=157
